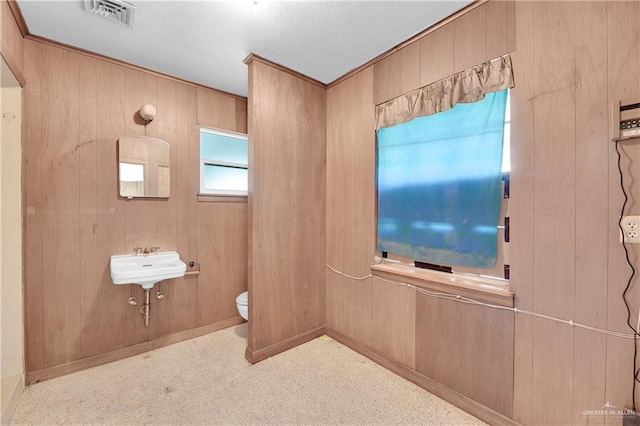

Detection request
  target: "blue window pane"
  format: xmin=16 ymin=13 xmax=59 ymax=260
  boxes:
xmin=203 ymin=165 xmax=248 ymax=192
xmin=376 ymin=89 xmax=508 ymax=268
xmin=201 ymin=131 xmax=248 ymax=164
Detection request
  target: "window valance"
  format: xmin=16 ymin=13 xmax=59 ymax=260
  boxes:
xmin=375 ymin=54 xmax=514 ymax=129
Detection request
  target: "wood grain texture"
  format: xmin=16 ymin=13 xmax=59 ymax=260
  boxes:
xmin=370 ymin=277 xmax=415 ymax=369
xmin=197 ymin=88 xmax=237 ymax=131
xmin=246 ymin=58 xmax=326 ymax=354
xmin=23 ymin=39 xmax=44 ymax=372
xmin=23 ymin=39 xmax=249 ymax=378
xmin=530 ymin=4 xmax=577 ymax=423
xmin=372 ymin=54 xmax=390 ymax=105
xmin=326 ymin=67 xmax=375 ymax=347
xmin=486 ymin=0 xmax=508 ymax=60
xmin=1 ymin=0 xmax=23 ymax=79
xmin=606 ymin=0 xmax=640 ymax=413
xmin=77 ymin=53 xmax=100 ymax=360
xmin=235 ymin=98 xmax=248 ymax=134
xmin=418 ymin=22 xmax=455 ymax=88
xmin=509 ymin=1 xmax=535 ymax=423
xmin=40 ymin=44 xmax=82 ymax=367
xmin=95 ymin=59 xmax=128 ymax=355
xmin=197 ymin=202 xmax=247 ymax=326
xmin=415 ymin=292 xmax=514 ymax=418
xmin=149 ymin=76 xmax=178 ymax=341
xmin=572 ymin=2 xmax=608 ymax=423
xmin=453 ymin=3 xmax=487 ymax=73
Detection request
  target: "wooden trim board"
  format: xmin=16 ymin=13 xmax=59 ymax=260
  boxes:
xmin=245 ymin=326 xmax=326 ymax=364
xmin=6 ymin=0 xmax=28 ymax=37
xmin=325 ymin=327 xmax=521 ymax=426
xmin=0 ymin=49 xmax=25 ymax=86
xmin=26 ymin=316 xmax=245 ymax=384
xmin=243 ymin=53 xmax=327 ymax=89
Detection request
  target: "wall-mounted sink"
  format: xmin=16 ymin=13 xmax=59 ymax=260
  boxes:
xmin=110 ymin=251 xmax=186 ymax=289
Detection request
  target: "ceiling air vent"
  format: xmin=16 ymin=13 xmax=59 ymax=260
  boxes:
xmin=83 ymin=0 xmax=135 ymax=28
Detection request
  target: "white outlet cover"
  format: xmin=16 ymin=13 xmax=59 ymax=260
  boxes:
xmin=621 ymin=216 xmax=640 ymax=244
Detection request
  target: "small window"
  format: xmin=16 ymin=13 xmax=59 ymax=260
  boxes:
xmin=200 ymin=127 xmax=248 ymax=196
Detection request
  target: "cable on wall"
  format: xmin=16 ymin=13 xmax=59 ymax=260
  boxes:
xmin=326 ymin=263 xmax=639 ymax=341
xmin=615 ymin=140 xmax=639 ymax=412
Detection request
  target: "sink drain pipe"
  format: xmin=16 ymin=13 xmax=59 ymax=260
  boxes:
xmin=141 ymin=289 xmax=151 ymax=327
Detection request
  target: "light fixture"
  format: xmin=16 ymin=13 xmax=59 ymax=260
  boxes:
xmin=139 ymin=104 xmax=156 ymax=122
xmin=252 ymin=0 xmax=271 ymax=15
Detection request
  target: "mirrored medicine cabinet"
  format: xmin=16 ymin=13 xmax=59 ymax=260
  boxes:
xmin=118 ymin=135 xmax=170 ymax=198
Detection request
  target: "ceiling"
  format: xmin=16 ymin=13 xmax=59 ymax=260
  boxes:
xmin=16 ymin=0 xmax=472 ymax=97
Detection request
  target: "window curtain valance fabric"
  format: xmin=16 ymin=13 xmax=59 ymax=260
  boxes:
xmin=375 ymin=54 xmax=515 ymax=129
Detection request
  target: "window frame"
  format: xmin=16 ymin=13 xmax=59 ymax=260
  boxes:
xmin=199 ymin=126 xmax=249 ymax=197
xmin=374 ymin=90 xmax=511 ymax=283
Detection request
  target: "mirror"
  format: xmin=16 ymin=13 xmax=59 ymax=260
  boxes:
xmin=118 ymin=136 xmax=170 ymax=198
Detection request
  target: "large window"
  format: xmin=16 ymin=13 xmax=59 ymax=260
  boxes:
xmin=376 ymin=89 xmax=509 ymax=276
xmin=200 ymin=127 xmax=248 ymax=196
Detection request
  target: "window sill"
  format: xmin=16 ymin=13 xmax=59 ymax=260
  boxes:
xmin=197 ymin=193 xmax=248 ymax=203
xmin=371 ymin=261 xmax=514 ymax=308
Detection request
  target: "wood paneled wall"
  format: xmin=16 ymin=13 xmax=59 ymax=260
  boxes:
xmin=373 ymin=0 xmax=515 ymax=105
xmin=246 ymin=56 xmax=326 ymax=362
xmin=22 ymin=39 xmax=248 ymax=380
xmin=0 ymin=0 xmax=24 ymax=83
xmin=326 ymin=0 xmax=640 ymax=424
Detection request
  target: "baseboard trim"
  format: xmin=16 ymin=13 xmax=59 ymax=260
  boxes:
xmin=1 ymin=374 xmax=24 ymax=426
xmin=325 ymin=327 xmax=520 ymax=426
xmin=245 ymin=326 xmax=326 ymax=364
xmin=26 ymin=316 xmax=245 ymax=384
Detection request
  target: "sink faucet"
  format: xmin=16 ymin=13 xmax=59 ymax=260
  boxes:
xmin=133 ymin=247 xmax=160 ymax=256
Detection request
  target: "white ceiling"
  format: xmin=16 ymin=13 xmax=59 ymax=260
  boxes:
xmin=16 ymin=0 xmax=472 ymax=97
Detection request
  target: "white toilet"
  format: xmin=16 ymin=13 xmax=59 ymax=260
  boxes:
xmin=236 ymin=291 xmax=248 ymax=321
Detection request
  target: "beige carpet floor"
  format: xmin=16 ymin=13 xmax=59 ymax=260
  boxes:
xmin=11 ymin=324 xmax=484 ymax=425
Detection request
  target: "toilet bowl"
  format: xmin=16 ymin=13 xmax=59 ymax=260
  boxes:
xmin=236 ymin=291 xmax=248 ymax=321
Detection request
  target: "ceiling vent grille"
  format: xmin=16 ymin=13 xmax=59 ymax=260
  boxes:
xmin=83 ymin=0 xmax=135 ymax=28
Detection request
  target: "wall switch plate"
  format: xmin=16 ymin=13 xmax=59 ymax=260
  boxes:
xmin=621 ymin=216 xmax=640 ymax=244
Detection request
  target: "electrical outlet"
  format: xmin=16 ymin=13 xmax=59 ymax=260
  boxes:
xmin=621 ymin=216 xmax=640 ymax=244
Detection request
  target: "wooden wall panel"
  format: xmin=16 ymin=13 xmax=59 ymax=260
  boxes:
xmin=197 ymin=203 xmax=247 ymax=326
xmin=77 ymin=53 xmax=100 ymax=360
xmin=95 ymin=59 xmax=129 ymax=355
xmin=453 ymin=4 xmax=487 ymax=73
xmin=40 ymin=45 xmax=82 ymax=367
xmin=572 ymin=2 xmax=608 ymax=423
xmin=149 ymin=77 xmax=178 ymax=341
xmin=486 ymin=0 xmax=508 ymax=60
xmin=415 ymin=293 xmax=514 ymax=417
xmin=329 ymin=0 xmax=640 ymax=424
xmin=370 ymin=278 xmax=415 ymax=369
xmin=197 ymin=88 xmax=237 ymax=131
xmin=372 ymin=54 xmax=390 ymax=105
xmin=247 ymin=58 xmax=326 ymax=356
xmin=1 ymin=0 xmax=24 ymax=80
xmin=326 ymin=67 xmax=375 ymax=346
xmin=235 ymin=98 xmax=248 ymax=134
xmin=509 ymin=1 xmax=535 ymax=423
xmin=23 ymin=40 xmax=248 ymax=379
xmin=606 ymin=0 xmax=640 ymax=413
xmin=23 ymin=39 xmax=43 ymax=372
xmin=418 ymin=23 xmax=455 ymax=88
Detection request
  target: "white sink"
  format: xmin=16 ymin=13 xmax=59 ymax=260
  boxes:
xmin=110 ymin=251 xmax=186 ymax=289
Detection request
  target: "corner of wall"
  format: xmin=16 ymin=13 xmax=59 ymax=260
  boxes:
xmin=1 ymin=374 xmax=24 ymax=426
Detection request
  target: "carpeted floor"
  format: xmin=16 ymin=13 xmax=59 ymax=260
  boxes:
xmin=11 ymin=324 xmax=484 ymax=425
